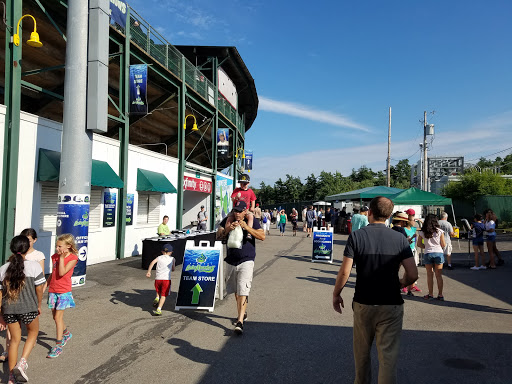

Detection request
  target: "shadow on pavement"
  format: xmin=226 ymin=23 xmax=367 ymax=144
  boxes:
xmin=403 ymin=294 xmax=512 ymax=315
xmin=110 ymin=289 xmax=178 ymax=313
xmin=167 ymin=322 xmax=512 ymax=384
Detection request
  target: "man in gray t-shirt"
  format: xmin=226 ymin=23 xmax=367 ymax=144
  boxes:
xmin=197 ymin=206 xmax=208 ymax=230
xmin=439 ymin=212 xmax=455 ymax=269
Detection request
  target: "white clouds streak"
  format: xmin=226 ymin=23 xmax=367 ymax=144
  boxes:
xmin=251 ymin=112 xmax=512 ymax=186
xmin=259 ymin=96 xmax=371 ymax=132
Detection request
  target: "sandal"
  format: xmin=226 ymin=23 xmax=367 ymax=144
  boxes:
xmin=436 ymin=295 xmax=445 ymax=301
xmin=423 ymin=294 xmax=434 ymax=300
xmin=0 ymin=351 xmax=7 ymax=362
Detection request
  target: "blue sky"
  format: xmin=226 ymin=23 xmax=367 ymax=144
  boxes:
xmin=127 ymin=0 xmax=512 ymax=186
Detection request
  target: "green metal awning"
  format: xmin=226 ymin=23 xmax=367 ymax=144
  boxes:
xmin=37 ymin=149 xmax=124 ymax=188
xmin=137 ymin=168 xmax=177 ymax=193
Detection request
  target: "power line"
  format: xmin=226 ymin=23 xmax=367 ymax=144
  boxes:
xmin=466 ymin=146 xmax=512 ymax=162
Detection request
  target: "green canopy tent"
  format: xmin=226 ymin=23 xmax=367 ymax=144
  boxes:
xmin=325 ymin=186 xmax=404 ymax=208
xmin=389 ymin=187 xmax=455 ymax=222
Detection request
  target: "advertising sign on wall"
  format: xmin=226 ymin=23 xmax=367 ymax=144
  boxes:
xmin=56 ymin=194 xmax=89 ymax=286
xmin=175 ymin=241 xmax=222 ymax=312
xmin=184 ymin=176 xmax=212 ymax=193
xmin=216 ymin=175 xmax=233 ymax=226
xmin=129 ymin=64 xmax=148 ymax=115
xmin=103 ymin=191 xmax=117 ymax=227
xmin=126 ymin=193 xmax=134 ymax=225
xmin=312 ymin=227 xmax=334 ymax=263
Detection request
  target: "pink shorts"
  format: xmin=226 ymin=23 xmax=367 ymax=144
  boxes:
xmin=155 ymin=280 xmax=171 ymax=297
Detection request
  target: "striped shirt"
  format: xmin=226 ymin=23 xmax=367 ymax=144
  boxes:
xmin=0 ymin=260 xmax=45 ymax=314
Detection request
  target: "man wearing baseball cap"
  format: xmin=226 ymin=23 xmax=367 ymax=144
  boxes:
xmin=217 ymin=200 xmax=265 ymax=335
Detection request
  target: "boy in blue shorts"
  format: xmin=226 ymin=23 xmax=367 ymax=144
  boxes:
xmin=146 ymin=244 xmax=175 ymax=315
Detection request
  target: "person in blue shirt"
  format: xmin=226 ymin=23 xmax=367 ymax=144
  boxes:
xmin=351 ymin=206 xmax=369 ymax=232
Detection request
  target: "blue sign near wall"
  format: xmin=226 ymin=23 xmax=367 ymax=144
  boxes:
xmin=312 ymin=228 xmax=334 ymax=263
xmin=103 ymin=191 xmax=117 ymax=227
xmin=129 ymin=65 xmax=148 ymax=115
xmin=175 ymin=241 xmax=222 ymax=312
xmin=109 ymin=0 xmax=127 ymax=28
xmin=57 ymin=194 xmax=90 ymax=286
xmin=126 ymin=193 xmax=134 ymax=225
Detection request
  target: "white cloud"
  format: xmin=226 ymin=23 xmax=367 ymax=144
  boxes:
xmin=258 ymin=96 xmax=371 ymax=132
xmin=250 ymin=114 xmax=512 ymax=186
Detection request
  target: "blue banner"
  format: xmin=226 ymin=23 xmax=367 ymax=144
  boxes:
xmin=109 ymin=0 xmax=127 ymax=28
xmin=129 ymin=64 xmax=148 ymax=115
xmin=312 ymin=229 xmax=334 ymax=263
xmin=57 ymin=194 xmax=90 ymax=287
xmin=244 ymin=150 xmax=253 ymax=172
xmin=126 ymin=193 xmax=134 ymax=225
xmin=103 ymin=191 xmax=117 ymax=227
xmin=176 ymin=248 xmax=220 ymax=310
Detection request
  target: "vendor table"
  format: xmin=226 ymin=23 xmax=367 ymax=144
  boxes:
xmin=141 ymin=231 xmax=217 ymax=269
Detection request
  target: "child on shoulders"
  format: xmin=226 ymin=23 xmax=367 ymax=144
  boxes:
xmin=225 ymin=174 xmax=257 ymax=238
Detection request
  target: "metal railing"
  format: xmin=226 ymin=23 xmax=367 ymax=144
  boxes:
xmin=110 ymin=6 xmax=245 ymax=135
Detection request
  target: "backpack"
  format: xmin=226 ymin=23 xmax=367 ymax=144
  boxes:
xmin=262 ymin=215 xmax=268 ymax=223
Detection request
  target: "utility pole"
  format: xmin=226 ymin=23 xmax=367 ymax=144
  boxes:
xmin=57 ymin=0 xmax=91 ymax=286
xmin=423 ymin=111 xmax=428 ymax=191
xmin=386 ymin=107 xmax=391 ymax=187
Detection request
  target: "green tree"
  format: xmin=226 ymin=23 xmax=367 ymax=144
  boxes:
xmin=443 ymin=170 xmax=512 ymax=207
xmin=283 ymin=174 xmax=303 ymax=202
xmin=390 ymin=159 xmax=411 ymax=189
xmin=350 ymin=166 xmax=376 ymax=183
xmin=303 ymin=174 xmax=319 ymax=200
xmin=256 ymin=182 xmax=275 ymax=205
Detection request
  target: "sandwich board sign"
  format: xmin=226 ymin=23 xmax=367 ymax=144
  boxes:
xmin=312 ymin=227 xmax=334 ymax=263
xmin=175 ymin=240 xmax=222 ymax=312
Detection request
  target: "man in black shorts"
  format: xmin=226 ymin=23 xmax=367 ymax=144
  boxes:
xmin=332 ymin=196 xmax=418 ymax=384
xmin=217 ymin=201 xmax=265 ymax=335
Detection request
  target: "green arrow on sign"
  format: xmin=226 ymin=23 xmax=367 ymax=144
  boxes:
xmin=191 ymin=283 xmax=203 ymax=304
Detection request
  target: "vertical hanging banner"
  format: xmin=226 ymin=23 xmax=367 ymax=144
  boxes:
xmin=129 ymin=64 xmax=148 ymax=115
xmin=126 ymin=193 xmax=134 ymax=225
xmin=56 ymin=194 xmax=90 ymax=286
xmin=244 ymin=150 xmax=253 ymax=172
xmin=103 ymin=190 xmax=117 ymax=227
xmin=312 ymin=227 xmax=334 ymax=263
xmin=175 ymin=241 xmax=222 ymax=312
xmin=109 ymin=0 xmax=127 ymax=28
xmin=217 ymin=129 xmax=229 ymax=160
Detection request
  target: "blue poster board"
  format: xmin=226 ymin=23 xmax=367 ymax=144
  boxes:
xmin=312 ymin=227 xmax=334 ymax=263
xmin=57 ymin=194 xmax=89 ymax=286
xmin=175 ymin=240 xmax=222 ymax=312
xmin=103 ymin=190 xmax=116 ymax=227
xmin=126 ymin=193 xmax=134 ymax=225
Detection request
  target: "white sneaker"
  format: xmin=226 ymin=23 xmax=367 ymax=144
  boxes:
xmin=470 ymin=266 xmax=480 ymax=270
xmin=479 ymin=265 xmax=487 ymax=270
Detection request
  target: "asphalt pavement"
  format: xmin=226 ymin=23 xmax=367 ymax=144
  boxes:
xmin=2 ymin=225 xmax=511 ymax=384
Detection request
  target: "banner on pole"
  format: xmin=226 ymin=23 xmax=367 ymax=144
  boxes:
xmin=57 ymin=194 xmax=90 ymax=286
xmin=244 ymin=150 xmax=253 ymax=172
xmin=109 ymin=0 xmax=127 ymax=28
xmin=175 ymin=241 xmax=222 ymax=312
xmin=129 ymin=64 xmax=148 ymax=115
xmin=217 ymin=128 xmax=229 ymax=160
xmin=312 ymin=227 xmax=334 ymax=263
